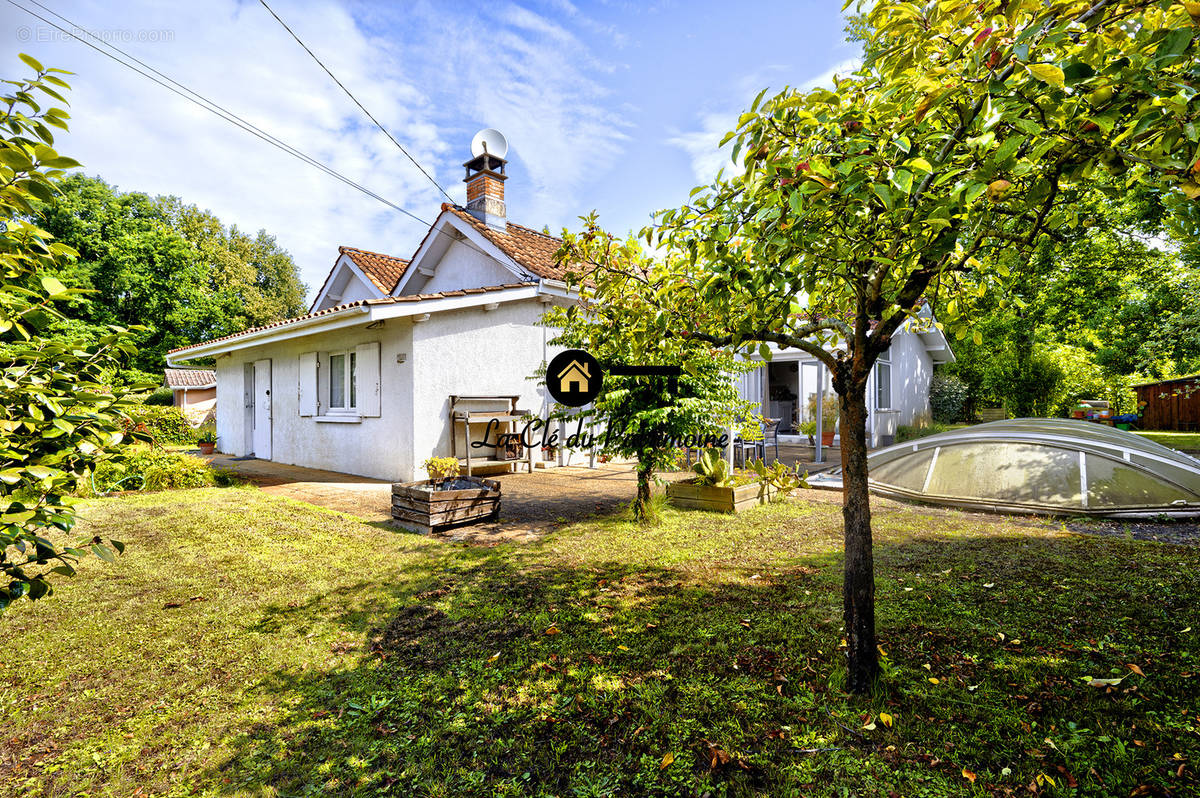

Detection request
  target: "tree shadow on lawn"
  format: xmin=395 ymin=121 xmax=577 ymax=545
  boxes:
xmin=211 ymin=529 xmax=1200 ymax=797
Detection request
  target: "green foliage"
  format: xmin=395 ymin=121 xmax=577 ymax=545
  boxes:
xmin=562 ymin=1 xmax=1199 ymax=690
xmin=690 ymin=448 xmax=730 ymax=487
xmin=422 ymin=456 xmax=460 ymax=482
xmin=805 ymin=393 xmax=838 ymax=431
xmin=928 ymin=373 xmax=969 ymax=423
xmin=943 ymin=186 xmax=1196 ymax=416
xmin=1 ymin=56 xmax=134 ymax=612
xmin=89 ymin=447 xmax=221 ymax=493
xmin=896 ymin=422 xmax=960 ymax=444
xmin=121 ymin=405 xmax=196 ymax=445
xmin=798 ymin=419 xmax=817 ymax=438
xmin=32 ymin=174 xmax=308 ymax=370
xmin=142 ymin=386 xmax=174 ymax=406
xmin=545 ymin=219 xmax=759 ymax=521
xmin=748 ymin=458 xmax=808 ymax=500
xmin=195 ymin=425 xmax=217 ymax=444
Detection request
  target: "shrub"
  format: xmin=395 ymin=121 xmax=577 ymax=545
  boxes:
xmin=423 ymin=456 xmax=460 ymax=482
xmin=88 ymin=447 xmax=229 ymax=494
xmin=897 ymin=422 xmax=954 ymax=443
xmin=122 ymin=405 xmax=196 ymax=444
xmin=929 ymin=373 xmax=969 ymax=423
xmin=143 ymin=386 xmax=175 ymax=406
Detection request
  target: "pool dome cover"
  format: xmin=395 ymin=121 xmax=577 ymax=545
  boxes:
xmin=858 ymin=419 xmax=1200 ymax=518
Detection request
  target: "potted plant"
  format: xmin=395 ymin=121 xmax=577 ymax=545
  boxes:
xmin=391 ymin=455 xmax=501 ymax=532
xmin=667 ymin=448 xmax=764 ymax=513
xmin=799 ymin=420 xmax=816 ymax=445
xmin=806 ymin=393 xmax=839 ymax=446
xmin=196 ymin=426 xmax=217 ymax=454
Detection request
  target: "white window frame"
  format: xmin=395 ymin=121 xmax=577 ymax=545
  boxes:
xmin=327 ymin=350 xmax=358 ymax=414
xmin=875 ymin=355 xmax=892 ymax=411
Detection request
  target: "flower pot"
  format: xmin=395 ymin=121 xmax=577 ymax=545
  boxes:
xmin=198 ymin=442 xmax=216 ymax=454
xmin=821 ymin=431 xmax=835 ymax=447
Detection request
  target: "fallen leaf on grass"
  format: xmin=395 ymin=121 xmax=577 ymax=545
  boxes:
xmin=162 ymin=602 xmax=182 ymax=609
xmin=1127 ymin=664 xmax=1145 ymax=677
xmin=617 ymin=645 xmax=629 ymax=651
xmin=660 ymin=752 xmax=674 ymax=770
xmin=879 ymin=712 xmax=894 ymax=727
xmin=544 ymin=626 xmax=560 ymax=635
xmin=983 ymin=583 xmax=995 ymax=589
xmin=487 ymin=652 xmax=500 ymax=663
xmin=1086 ymin=676 xmax=1126 ymax=687
xmin=928 ymin=677 xmax=940 ymax=684
xmin=962 ymin=768 xmax=977 ymax=783
xmin=863 ymin=717 xmax=877 ymax=731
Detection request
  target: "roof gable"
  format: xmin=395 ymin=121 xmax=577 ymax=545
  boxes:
xmin=310 ymin=248 xmax=411 ymax=312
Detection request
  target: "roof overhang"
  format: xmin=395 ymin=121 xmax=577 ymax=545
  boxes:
xmin=167 ymin=284 xmax=544 ymax=365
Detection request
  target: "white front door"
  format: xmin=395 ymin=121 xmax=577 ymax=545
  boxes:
xmin=252 ymin=358 xmax=272 ymax=459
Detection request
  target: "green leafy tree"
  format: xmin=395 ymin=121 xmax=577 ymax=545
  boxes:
xmin=33 ymin=175 xmax=307 ymax=371
xmin=1 ymin=55 xmax=135 ymax=613
xmin=582 ymin=1 xmax=1199 ymax=691
xmin=546 ymin=218 xmax=758 ymax=523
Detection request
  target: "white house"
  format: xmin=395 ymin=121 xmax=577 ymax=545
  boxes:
xmin=166 ymin=137 xmax=953 ymax=481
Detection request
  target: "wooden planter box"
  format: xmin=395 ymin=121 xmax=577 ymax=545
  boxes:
xmin=666 ymin=479 xmax=777 ymax=513
xmin=391 ymin=476 xmax=500 ymax=531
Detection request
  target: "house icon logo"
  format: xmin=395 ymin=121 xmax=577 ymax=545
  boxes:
xmin=547 ymin=349 xmax=602 ymax=406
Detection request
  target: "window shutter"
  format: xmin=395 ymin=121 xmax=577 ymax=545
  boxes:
xmin=298 ymin=352 xmax=318 ymax=416
xmin=316 ymin=352 xmax=330 ymax=416
xmin=355 ymin=341 xmax=381 ymax=417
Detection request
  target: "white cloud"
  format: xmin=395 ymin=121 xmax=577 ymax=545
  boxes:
xmin=666 ymin=57 xmax=863 ymax=185
xmin=0 ymin=0 xmax=630 ymax=301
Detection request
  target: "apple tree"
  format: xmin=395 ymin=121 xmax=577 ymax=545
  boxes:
xmin=584 ymin=1 xmax=1200 ymax=691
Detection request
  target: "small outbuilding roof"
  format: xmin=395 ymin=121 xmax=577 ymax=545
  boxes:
xmin=164 ymin=368 xmax=216 ymax=389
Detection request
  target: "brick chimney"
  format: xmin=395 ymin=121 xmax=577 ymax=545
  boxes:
xmin=463 ymin=150 xmax=507 ymax=231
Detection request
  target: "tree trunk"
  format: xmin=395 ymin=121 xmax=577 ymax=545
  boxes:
xmin=634 ymin=462 xmax=653 ymax=522
xmin=838 ymin=376 xmax=879 ymax=693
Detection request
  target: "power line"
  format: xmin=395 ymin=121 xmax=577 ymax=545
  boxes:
xmin=5 ymin=0 xmax=538 ymax=282
xmin=5 ymin=0 xmax=432 ymax=227
xmin=257 ymin=0 xmax=454 ymax=204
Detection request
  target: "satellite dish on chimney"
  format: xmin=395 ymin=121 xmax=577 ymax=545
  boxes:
xmin=471 ymin=128 xmax=508 ymax=160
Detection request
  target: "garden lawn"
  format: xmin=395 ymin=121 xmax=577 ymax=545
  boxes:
xmin=1 ymin=488 xmax=1198 ymax=797
xmin=1135 ymin=430 xmax=1200 ymax=452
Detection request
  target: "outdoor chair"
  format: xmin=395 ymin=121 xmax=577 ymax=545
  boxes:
xmin=735 ymin=418 xmax=782 ymax=467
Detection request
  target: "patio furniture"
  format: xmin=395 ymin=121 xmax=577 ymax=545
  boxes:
xmin=734 ymin=418 xmax=781 ymax=466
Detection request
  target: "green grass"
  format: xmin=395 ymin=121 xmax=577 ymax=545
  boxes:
xmin=2 ymin=489 xmax=1199 ymax=797
xmin=1135 ymin=430 xmax=1200 ymax=451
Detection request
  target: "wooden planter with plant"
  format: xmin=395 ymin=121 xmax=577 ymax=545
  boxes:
xmin=391 ymin=456 xmax=501 ymax=532
xmin=667 ymin=450 xmax=807 ymax=513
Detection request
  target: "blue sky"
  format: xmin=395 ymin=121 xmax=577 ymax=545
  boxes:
xmin=1 ymin=0 xmax=858 ymax=298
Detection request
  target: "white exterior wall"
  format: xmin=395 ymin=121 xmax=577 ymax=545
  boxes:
xmin=406 ymin=240 xmax=516 ymax=295
xmin=409 ymin=297 xmax=559 ymax=479
xmin=885 ymin=325 xmax=934 ymax=426
xmin=213 ymin=320 xmax=415 ymax=480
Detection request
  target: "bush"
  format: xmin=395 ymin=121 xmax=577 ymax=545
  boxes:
xmin=122 ymin=405 xmax=196 ymax=444
xmin=143 ymin=386 xmax=175 ymax=406
xmin=929 ymin=373 xmax=969 ymax=423
xmin=88 ymin=447 xmax=231 ymax=494
xmin=896 ymin=422 xmax=955 ymax=443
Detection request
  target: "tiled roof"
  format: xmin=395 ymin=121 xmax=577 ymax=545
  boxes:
xmin=340 ymin=246 xmax=411 ymax=293
xmin=167 ymin=283 xmax=537 ymax=356
xmin=441 ymin=204 xmax=584 ymax=281
xmin=164 ymin=368 xmax=216 ymax=388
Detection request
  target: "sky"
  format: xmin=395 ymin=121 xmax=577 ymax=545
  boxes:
xmin=0 ymin=0 xmax=860 ymax=300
